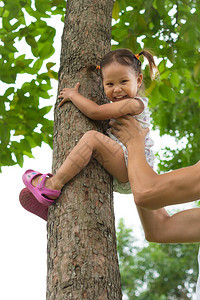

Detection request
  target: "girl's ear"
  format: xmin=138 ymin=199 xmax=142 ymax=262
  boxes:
xmin=137 ymin=73 xmax=143 ymax=88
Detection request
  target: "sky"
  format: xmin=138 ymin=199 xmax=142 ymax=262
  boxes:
xmin=0 ymin=8 xmax=198 ymax=300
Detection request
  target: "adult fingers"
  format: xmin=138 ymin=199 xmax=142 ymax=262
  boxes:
xmin=111 ymin=128 xmax=120 ymax=138
xmin=109 ymin=121 xmax=122 ymax=132
xmin=114 ymin=115 xmax=133 ymax=126
xmin=109 ymin=115 xmax=134 ymax=129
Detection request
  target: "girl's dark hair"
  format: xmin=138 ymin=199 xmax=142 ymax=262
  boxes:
xmin=100 ymin=48 xmax=158 ymax=80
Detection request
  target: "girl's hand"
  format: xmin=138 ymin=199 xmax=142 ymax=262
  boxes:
xmin=58 ymin=83 xmax=80 ymax=107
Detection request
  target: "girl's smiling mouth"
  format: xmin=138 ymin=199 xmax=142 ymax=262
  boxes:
xmin=114 ymin=95 xmax=128 ymax=100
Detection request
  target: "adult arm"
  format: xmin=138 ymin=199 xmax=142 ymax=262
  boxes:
xmin=137 ymin=205 xmax=200 ymax=243
xmin=111 ymin=116 xmax=200 ymax=243
xmin=110 ymin=116 xmax=200 ymax=209
xmin=58 ymin=83 xmax=144 ymax=120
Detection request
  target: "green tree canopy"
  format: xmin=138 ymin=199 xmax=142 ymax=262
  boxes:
xmin=117 ymin=218 xmax=199 ymax=299
xmin=112 ymin=0 xmax=200 ymax=172
xmin=0 ymin=0 xmax=65 ymax=170
xmin=1 ymin=0 xmax=200 ymax=171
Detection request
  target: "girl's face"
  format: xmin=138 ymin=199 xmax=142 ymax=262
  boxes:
xmin=102 ymin=61 xmax=142 ymax=102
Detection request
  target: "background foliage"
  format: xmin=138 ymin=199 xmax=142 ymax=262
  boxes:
xmin=1 ymin=0 xmax=200 ymax=172
xmin=112 ymin=0 xmax=200 ymax=172
xmin=0 ymin=0 xmax=65 ymax=171
xmin=117 ymin=218 xmax=199 ymax=299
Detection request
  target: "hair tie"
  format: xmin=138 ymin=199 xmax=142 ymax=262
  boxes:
xmin=135 ymin=54 xmax=140 ymax=60
xmin=96 ymin=65 xmax=100 ymax=70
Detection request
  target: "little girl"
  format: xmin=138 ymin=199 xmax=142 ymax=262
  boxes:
xmin=20 ymin=48 xmax=158 ymax=220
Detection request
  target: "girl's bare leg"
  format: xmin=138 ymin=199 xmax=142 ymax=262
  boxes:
xmin=32 ymin=130 xmax=128 ymax=192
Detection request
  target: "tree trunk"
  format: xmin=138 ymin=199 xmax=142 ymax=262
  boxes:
xmin=46 ymin=1 xmax=122 ymax=299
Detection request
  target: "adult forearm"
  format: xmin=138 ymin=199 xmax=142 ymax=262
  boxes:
xmin=137 ymin=205 xmax=200 ymax=243
xmin=136 ymin=206 xmax=170 ymax=242
xmin=127 ymin=143 xmax=200 ymax=209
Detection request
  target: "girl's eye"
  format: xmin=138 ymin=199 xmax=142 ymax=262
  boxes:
xmin=107 ymin=83 xmax=113 ymax=86
xmin=122 ymin=80 xmax=128 ymax=84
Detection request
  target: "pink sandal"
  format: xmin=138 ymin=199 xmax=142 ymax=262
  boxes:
xmin=19 ymin=188 xmax=48 ymax=221
xmin=22 ymin=169 xmax=61 ymax=206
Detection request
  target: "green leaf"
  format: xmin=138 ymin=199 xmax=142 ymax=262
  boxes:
xmin=2 ymin=17 xmax=12 ymax=31
xmin=4 ymin=41 xmax=17 ymax=53
xmin=159 ymin=84 xmax=175 ymax=103
xmin=194 ymin=60 xmax=200 ymax=79
xmin=170 ymin=73 xmax=180 ymax=88
xmin=33 ymin=58 xmax=44 ymax=71
xmin=112 ymin=1 xmax=120 ymax=21
xmin=15 ymin=152 xmax=24 ymax=167
xmin=32 ymin=132 xmax=43 ymax=147
xmin=20 ymin=138 xmax=32 ymax=153
xmin=4 ymin=87 xmax=15 ymax=98
xmin=39 ymin=106 xmax=53 ymax=116
xmin=46 ymin=62 xmax=56 ymax=70
xmin=25 ymin=34 xmax=38 ymax=48
xmin=35 ymin=0 xmax=52 ymax=13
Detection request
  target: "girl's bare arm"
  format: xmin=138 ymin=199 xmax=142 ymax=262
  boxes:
xmin=58 ymin=84 xmax=144 ymax=120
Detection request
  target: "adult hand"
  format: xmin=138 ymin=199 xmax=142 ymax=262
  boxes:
xmin=110 ymin=115 xmax=148 ymax=148
xmin=58 ymin=83 xmax=80 ymax=107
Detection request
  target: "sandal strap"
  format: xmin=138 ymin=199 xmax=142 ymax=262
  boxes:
xmin=37 ymin=173 xmax=61 ymax=199
xmin=37 ymin=173 xmax=52 ymax=189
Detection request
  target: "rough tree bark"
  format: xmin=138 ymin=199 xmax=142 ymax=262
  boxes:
xmin=46 ymin=1 xmax=122 ymax=299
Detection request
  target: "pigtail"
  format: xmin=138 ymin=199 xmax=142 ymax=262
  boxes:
xmin=139 ymin=50 xmax=159 ymax=80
